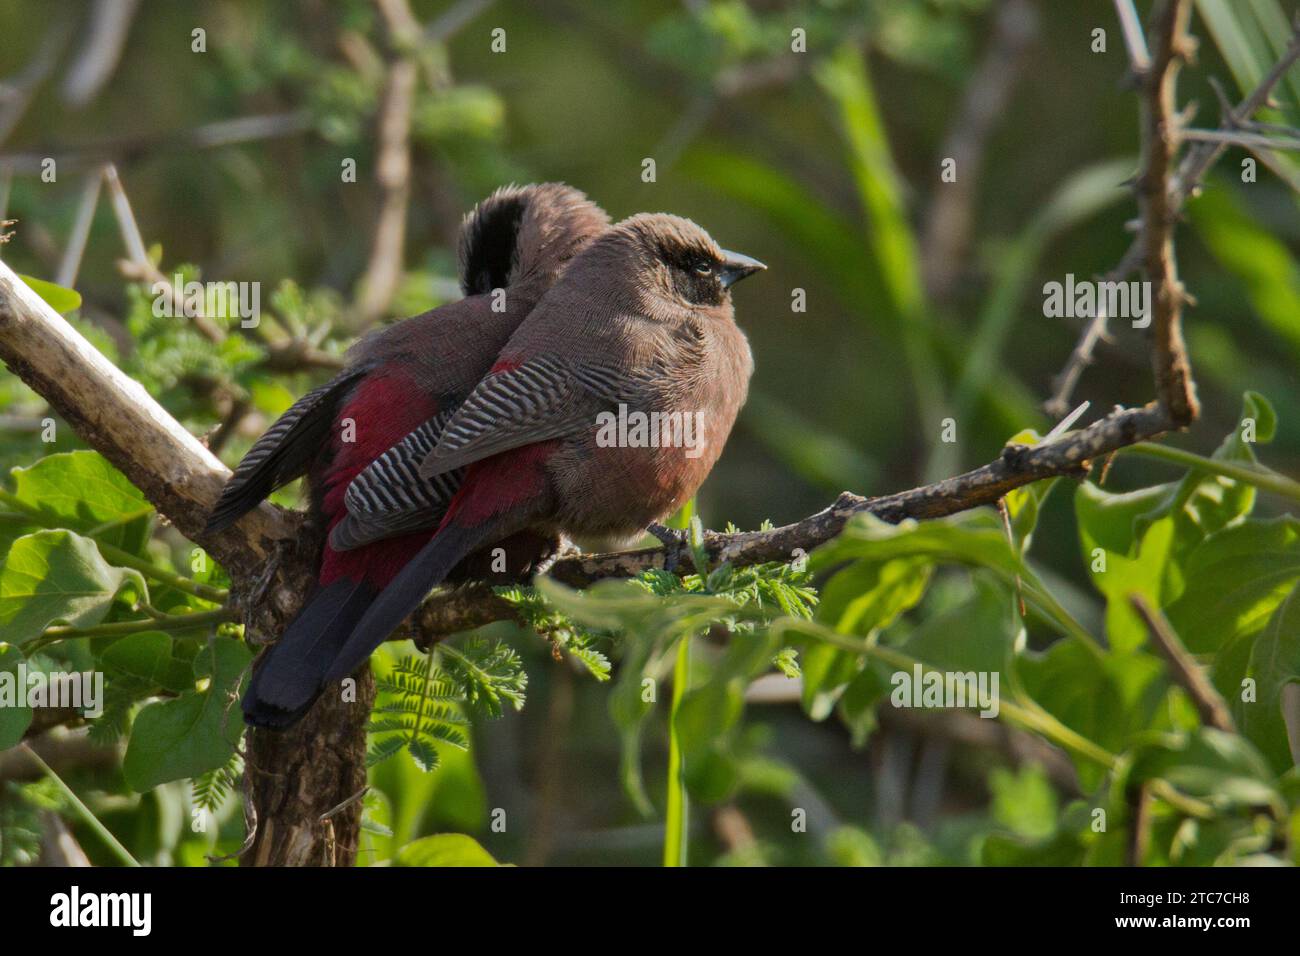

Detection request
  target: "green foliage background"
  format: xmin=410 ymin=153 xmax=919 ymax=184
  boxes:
xmin=0 ymin=0 xmax=1299 ymax=867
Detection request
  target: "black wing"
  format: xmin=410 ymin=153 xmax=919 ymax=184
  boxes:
xmin=328 ymin=410 xmax=464 ymax=550
xmin=205 ymin=366 xmax=367 ymax=533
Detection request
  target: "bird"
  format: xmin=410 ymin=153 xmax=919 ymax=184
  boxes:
xmin=202 ymin=183 xmax=611 ymax=729
xmin=316 ymin=213 xmax=765 ymax=699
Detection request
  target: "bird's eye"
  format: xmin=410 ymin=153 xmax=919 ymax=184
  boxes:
xmin=692 ymin=259 xmax=714 ymax=276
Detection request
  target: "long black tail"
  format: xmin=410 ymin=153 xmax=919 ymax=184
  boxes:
xmin=241 ymin=577 xmax=377 ymax=729
xmin=324 ymin=522 xmax=494 ymax=685
xmin=244 ymin=521 xmax=499 ymax=730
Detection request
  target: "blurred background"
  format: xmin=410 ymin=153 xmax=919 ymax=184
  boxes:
xmin=1 ymin=0 xmax=1298 ymax=865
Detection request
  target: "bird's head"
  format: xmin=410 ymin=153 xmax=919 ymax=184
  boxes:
xmin=458 ymin=182 xmax=611 ymax=296
xmin=602 ymin=213 xmax=766 ymax=312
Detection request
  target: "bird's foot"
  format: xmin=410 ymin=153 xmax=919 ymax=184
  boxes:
xmin=533 ymin=535 xmax=579 ymax=578
xmin=647 ymin=522 xmax=689 ymax=574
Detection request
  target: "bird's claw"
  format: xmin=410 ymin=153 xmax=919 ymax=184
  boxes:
xmin=647 ymin=522 xmax=689 ymax=574
xmin=533 ymin=535 xmax=579 ymax=578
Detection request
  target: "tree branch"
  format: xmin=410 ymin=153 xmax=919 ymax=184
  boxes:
xmin=1139 ymin=0 xmax=1197 ymax=425
xmin=1045 ymin=6 xmax=1300 ymax=418
xmin=0 ymin=261 xmax=294 ymax=575
xmin=920 ymin=0 xmax=1038 ymax=302
xmin=1130 ymin=594 xmax=1235 ymax=733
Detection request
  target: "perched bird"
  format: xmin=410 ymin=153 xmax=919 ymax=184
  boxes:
xmin=203 ymin=183 xmax=611 ymax=728
xmin=318 ymin=213 xmax=765 ymax=696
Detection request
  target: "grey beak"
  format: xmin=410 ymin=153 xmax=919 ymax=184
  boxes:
xmin=718 ymin=249 xmax=766 ymax=289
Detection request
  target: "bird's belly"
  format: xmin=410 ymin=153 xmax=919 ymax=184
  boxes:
xmin=554 ymin=439 xmax=715 ymax=541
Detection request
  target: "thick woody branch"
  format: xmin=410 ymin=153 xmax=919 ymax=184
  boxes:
xmin=0 ymin=261 xmax=295 ymax=576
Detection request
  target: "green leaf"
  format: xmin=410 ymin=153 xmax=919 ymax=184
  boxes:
xmin=982 ymin=804 xmax=1090 ymax=866
xmin=8 ymin=452 xmax=153 ymax=553
xmin=814 ymin=43 xmax=922 ymax=318
xmin=814 ymin=512 xmax=1089 ymax=648
xmin=1166 ymin=517 xmax=1300 ymax=654
xmin=100 ymin=631 xmax=196 ymax=694
xmin=772 ymin=646 xmax=799 ymax=679
xmin=815 ymin=556 xmax=931 ymax=637
xmin=17 ymin=274 xmax=82 ymax=314
xmin=989 ymin=765 xmax=1058 ymax=840
xmin=0 ymin=644 xmax=34 ymax=747
xmin=675 ymin=631 xmax=782 ymax=803
xmin=1016 ymin=639 xmax=1164 ymax=791
xmin=1221 ymin=391 xmax=1277 ymax=450
xmin=1122 ymin=728 xmax=1281 ymax=813
xmin=1239 ymin=583 xmax=1300 ymax=771
xmin=901 ymin=573 xmax=1020 ymax=676
xmin=1075 ymin=481 xmax=1173 ymax=560
xmin=395 ymin=833 xmax=501 ymax=867
xmin=0 ymin=514 xmax=40 ymax=559
xmin=537 ymin=575 xmax=732 ymax=639
xmin=607 ymin=628 xmax=660 ymax=817
xmin=1091 ymin=517 xmax=1176 ymax=654
xmin=122 ymin=639 xmax=250 ymax=791
xmin=0 ymin=531 xmax=145 ymax=644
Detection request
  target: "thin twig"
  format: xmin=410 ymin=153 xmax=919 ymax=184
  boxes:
xmin=921 ymin=0 xmax=1038 ymax=302
xmin=1130 ymin=594 xmax=1235 ymax=733
xmin=103 ymin=164 xmax=227 ymax=343
xmin=426 ymin=0 xmax=494 ymax=43
xmin=0 ymin=112 xmax=314 ymax=174
xmin=1112 ymin=0 xmax=1151 ymax=75
xmin=55 ymin=169 xmax=104 ymax=288
xmin=318 ymin=785 xmax=370 ymax=823
xmin=61 ymin=0 xmax=142 ymax=108
xmin=1180 ymin=127 xmax=1300 ymax=151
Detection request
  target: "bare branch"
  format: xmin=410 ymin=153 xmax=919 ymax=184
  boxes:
xmin=0 ymin=112 xmax=313 ymax=175
xmin=1130 ymin=594 xmax=1235 ymax=733
xmin=409 ymin=402 xmax=1178 ymax=637
xmin=1112 ymin=0 xmax=1151 ymax=75
xmin=55 ymin=170 xmax=103 ymax=288
xmin=104 ymin=164 xmax=227 ymax=343
xmin=60 ymin=0 xmax=141 ymax=108
xmin=0 ymin=260 xmax=295 ymax=577
xmin=1180 ymin=127 xmax=1300 ymax=151
xmin=355 ymin=2 xmax=420 ymax=327
xmin=1046 ymin=4 xmax=1300 ymax=418
xmin=1139 ymin=0 xmax=1198 ymax=425
xmin=921 ymin=0 xmax=1039 ymax=302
